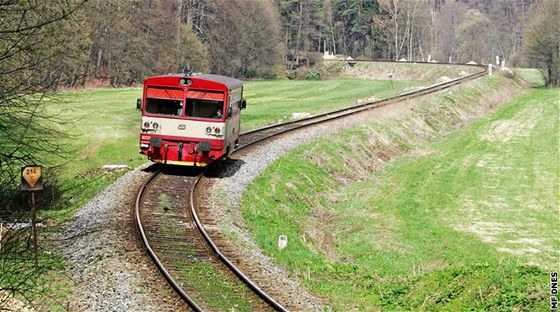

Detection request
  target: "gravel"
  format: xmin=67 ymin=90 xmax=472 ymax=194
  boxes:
xmin=53 ymin=166 xmax=187 ymax=312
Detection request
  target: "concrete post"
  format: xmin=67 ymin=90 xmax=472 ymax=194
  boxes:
xmin=278 ymin=235 xmax=288 ymax=250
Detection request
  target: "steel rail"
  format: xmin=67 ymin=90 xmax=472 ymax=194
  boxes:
xmin=136 ymin=170 xmax=286 ymax=311
xmin=189 ymin=176 xmax=288 ymax=312
xmin=239 ymin=61 xmax=486 ymax=146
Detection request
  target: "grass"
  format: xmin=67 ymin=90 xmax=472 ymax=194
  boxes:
xmin=43 ymin=79 xmax=422 ymax=177
xmin=241 ymin=77 xmax=557 ymax=310
xmin=514 ymin=68 xmax=547 ymax=87
xmin=242 ymin=78 xmax=422 ymax=130
xmin=175 ymin=261 xmax=253 ymax=311
xmin=9 ymin=75 xmax=423 ymax=309
xmin=6 ymin=63 xmax=535 ymax=309
xmin=0 ymin=241 xmax=72 ymax=311
xmin=45 ymin=87 xmax=146 ymax=177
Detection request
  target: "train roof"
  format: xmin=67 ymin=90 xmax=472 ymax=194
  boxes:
xmin=194 ymin=74 xmax=243 ymax=90
xmin=144 ymin=73 xmax=243 ymax=91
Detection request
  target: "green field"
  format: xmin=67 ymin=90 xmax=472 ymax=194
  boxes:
xmin=241 ymin=77 xmax=557 ymax=310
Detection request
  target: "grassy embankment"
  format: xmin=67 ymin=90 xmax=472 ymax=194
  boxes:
xmin=241 ymin=74 xmax=558 ymax=310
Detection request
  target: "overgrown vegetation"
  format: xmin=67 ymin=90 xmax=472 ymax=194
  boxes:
xmin=241 ymin=76 xmax=556 ymax=310
xmin=0 ymin=226 xmax=72 ymax=310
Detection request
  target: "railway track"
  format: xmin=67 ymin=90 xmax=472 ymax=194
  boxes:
xmin=135 ymin=61 xmax=487 ymax=311
xmin=136 ymin=169 xmax=280 ymax=311
xmin=238 ymin=61 xmax=486 ymax=147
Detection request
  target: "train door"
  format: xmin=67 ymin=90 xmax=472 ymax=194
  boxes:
xmin=224 ymin=89 xmax=243 ymax=155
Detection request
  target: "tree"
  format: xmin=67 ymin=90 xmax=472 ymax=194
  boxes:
xmin=0 ymin=0 xmax=87 ymax=307
xmin=523 ymin=0 xmax=560 ymax=86
xmin=455 ymin=9 xmax=491 ymax=63
xmin=378 ymin=0 xmax=429 ymax=61
xmin=0 ymin=0 xmax=87 ymax=201
xmin=238 ymin=0 xmax=283 ymax=78
xmin=176 ymin=24 xmax=210 ymax=74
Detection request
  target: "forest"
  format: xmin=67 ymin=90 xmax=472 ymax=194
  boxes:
xmin=1 ymin=0 xmax=558 ymax=87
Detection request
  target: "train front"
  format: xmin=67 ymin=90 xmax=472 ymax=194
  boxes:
xmin=139 ymin=75 xmax=230 ymax=167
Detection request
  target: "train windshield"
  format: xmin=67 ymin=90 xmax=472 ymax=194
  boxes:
xmin=185 ymin=90 xmax=224 ymax=119
xmin=145 ymin=98 xmax=183 ymax=116
xmin=145 ymin=87 xmax=183 ymax=116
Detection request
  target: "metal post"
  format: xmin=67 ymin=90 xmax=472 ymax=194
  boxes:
xmin=31 ymin=191 xmax=38 ymax=270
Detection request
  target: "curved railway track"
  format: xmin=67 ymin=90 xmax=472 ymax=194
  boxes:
xmin=238 ymin=61 xmax=485 ymax=148
xmin=135 ymin=61 xmax=487 ymax=311
xmin=136 ymin=169 xmax=281 ymax=311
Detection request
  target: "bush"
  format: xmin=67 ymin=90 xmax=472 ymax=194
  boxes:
xmin=304 ymin=70 xmax=321 ymax=80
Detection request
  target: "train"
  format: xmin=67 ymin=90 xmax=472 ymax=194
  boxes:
xmin=138 ymin=73 xmax=246 ymax=166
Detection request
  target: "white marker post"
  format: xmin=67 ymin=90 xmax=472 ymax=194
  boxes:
xmin=489 ymin=64 xmax=493 ymax=76
xmin=278 ymin=235 xmax=288 ymax=250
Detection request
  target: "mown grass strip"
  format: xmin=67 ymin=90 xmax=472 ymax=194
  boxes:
xmin=242 ymin=78 xmax=556 ymax=310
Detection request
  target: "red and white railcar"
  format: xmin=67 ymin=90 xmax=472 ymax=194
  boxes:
xmin=139 ymin=74 xmax=246 ymax=166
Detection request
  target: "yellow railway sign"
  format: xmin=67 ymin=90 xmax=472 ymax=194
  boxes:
xmin=21 ymin=165 xmax=43 ymax=191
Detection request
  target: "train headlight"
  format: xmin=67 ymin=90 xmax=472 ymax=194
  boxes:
xmin=206 ymin=127 xmax=212 ymax=134
xmin=144 ymin=122 xmax=150 ymax=128
xmin=153 ymin=122 xmax=159 ymax=129
xmin=214 ymin=127 xmax=220 ymax=134
xmin=179 ymin=78 xmax=193 ymax=86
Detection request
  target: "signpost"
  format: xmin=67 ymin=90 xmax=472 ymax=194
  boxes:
xmin=21 ymin=165 xmax=43 ymax=269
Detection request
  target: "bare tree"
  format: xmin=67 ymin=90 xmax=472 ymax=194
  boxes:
xmin=523 ymin=0 xmax=559 ymax=86
xmin=238 ymin=0 xmax=283 ymax=77
xmin=435 ymin=1 xmax=467 ymax=63
xmin=378 ymin=0 xmax=429 ymax=61
xmin=0 ymin=0 xmax=87 ymax=197
xmin=455 ymin=9 xmax=491 ymax=63
xmin=0 ymin=0 xmax=88 ymax=307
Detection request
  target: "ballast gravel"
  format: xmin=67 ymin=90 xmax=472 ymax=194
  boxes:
xmin=53 ymin=166 xmax=187 ymax=312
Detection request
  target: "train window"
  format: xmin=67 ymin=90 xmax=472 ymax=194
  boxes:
xmin=145 ymin=98 xmax=183 ymax=116
xmin=186 ymin=99 xmax=223 ymax=119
